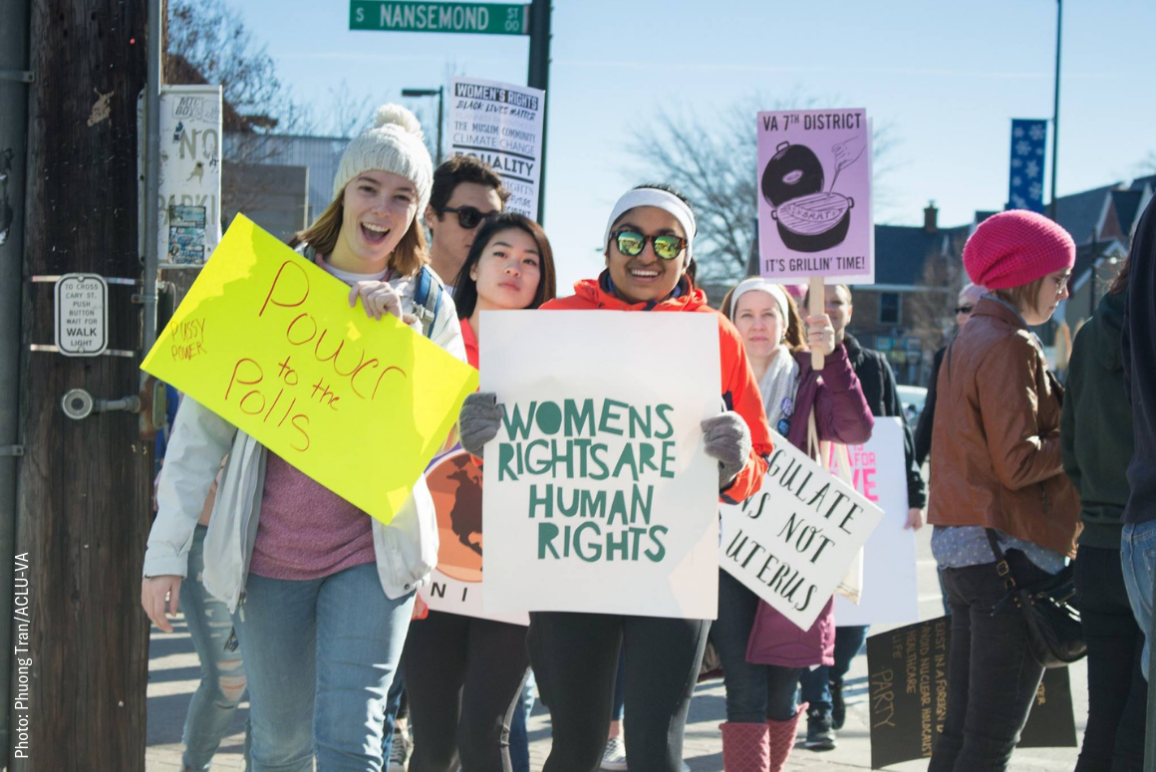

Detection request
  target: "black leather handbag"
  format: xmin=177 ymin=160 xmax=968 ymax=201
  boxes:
xmin=986 ymin=530 xmax=1087 ymax=668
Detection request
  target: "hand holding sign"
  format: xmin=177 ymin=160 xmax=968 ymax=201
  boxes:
xmin=719 ymin=428 xmax=884 ymax=629
xmin=348 ymin=279 xmax=408 ymax=322
xmin=141 ymin=215 xmax=478 ymax=525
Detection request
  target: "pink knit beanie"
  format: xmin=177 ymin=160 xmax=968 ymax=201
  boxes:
xmin=963 ymin=210 xmax=1075 ymax=290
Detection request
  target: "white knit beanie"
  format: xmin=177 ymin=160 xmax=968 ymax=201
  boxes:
xmin=331 ymin=104 xmax=433 ymax=219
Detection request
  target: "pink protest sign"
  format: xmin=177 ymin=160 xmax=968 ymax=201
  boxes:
xmin=756 ymin=109 xmax=873 ymax=283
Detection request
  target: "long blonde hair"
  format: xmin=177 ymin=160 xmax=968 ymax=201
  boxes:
xmin=289 ymin=193 xmax=429 ymax=278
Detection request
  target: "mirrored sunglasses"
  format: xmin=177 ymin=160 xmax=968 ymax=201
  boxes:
xmin=612 ymin=230 xmax=687 ymax=261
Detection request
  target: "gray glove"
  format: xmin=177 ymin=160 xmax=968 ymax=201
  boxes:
xmin=701 ymin=412 xmax=752 ymax=490
xmin=459 ymin=392 xmax=502 ymax=459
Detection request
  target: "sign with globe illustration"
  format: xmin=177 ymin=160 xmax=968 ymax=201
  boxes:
xmin=418 ymin=449 xmax=529 ymax=625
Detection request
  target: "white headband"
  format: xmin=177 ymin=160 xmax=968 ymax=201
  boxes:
xmin=730 ymin=278 xmax=789 ymax=327
xmin=603 ymin=189 xmax=697 ymax=261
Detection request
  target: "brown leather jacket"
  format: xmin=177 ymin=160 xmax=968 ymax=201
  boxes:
xmin=927 ymin=298 xmax=1079 ymax=557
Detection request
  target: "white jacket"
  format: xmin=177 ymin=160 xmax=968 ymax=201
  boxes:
xmin=143 ymin=272 xmax=465 ymax=613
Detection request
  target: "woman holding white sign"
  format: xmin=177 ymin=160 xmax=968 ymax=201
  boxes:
xmin=142 ymin=105 xmax=465 ymax=771
xmin=458 ymin=184 xmax=774 ymax=771
xmin=403 ymin=212 xmax=556 ymax=772
xmin=927 ymin=210 xmax=1079 ymax=772
xmin=713 ymin=278 xmax=872 ymax=771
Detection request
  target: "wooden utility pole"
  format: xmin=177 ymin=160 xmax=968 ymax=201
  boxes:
xmin=14 ymin=0 xmax=152 ymax=767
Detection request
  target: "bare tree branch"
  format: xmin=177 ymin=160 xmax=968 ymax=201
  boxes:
xmin=629 ymin=93 xmax=899 ymax=284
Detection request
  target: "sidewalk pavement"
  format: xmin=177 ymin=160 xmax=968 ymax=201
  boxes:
xmin=146 ymin=527 xmax=1088 ymax=770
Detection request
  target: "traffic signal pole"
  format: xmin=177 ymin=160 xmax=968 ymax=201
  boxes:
xmin=526 ymin=0 xmax=551 ymax=223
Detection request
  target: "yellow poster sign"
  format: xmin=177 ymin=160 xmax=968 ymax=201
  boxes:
xmin=142 ymin=215 xmax=478 ymax=524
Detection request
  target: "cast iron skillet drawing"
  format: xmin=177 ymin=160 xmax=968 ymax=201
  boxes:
xmin=762 ymin=136 xmax=865 ymax=253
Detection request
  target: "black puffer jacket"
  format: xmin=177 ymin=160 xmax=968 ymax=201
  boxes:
xmin=842 ymin=333 xmax=927 ymax=509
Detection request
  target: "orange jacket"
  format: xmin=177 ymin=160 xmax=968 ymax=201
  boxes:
xmin=541 ymin=274 xmax=772 ymax=503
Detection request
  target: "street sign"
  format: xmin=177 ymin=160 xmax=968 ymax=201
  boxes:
xmin=54 ymin=273 xmax=108 ymax=357
xmin=350 ymin=2 xmax=528 ymax=35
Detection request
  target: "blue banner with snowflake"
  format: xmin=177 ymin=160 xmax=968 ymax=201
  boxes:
xmin=1008 ymin=119 xmax=1047 ymax=213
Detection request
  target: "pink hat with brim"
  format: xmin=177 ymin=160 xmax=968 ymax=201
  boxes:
xmin=963 ymin=210 xmax=1075 ymax=290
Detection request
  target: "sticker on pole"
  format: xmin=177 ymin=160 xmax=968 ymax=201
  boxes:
xmin=54 ymin=273 xmax=108 ymax=357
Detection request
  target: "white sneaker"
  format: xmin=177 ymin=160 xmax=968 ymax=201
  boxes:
xmin=388 ymin=728 xmax=410 ymax=771
xmin=600 ymin=736 xmax=628 ymax=771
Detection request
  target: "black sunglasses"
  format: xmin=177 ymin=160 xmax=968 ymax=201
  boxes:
xmin=955 ymin=305 xmax=975 ymax=315
xmin=611 ymin=230 xmax=687 ymax=261
xmin=439 ymin=205 xmax=499 ymax=230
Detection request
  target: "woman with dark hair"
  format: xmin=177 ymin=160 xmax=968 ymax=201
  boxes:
xmin=403 ymin=212 xmax=556 ymax=772
xmin=928 ymin=210 xmax=1080 ymax=771
xmin=1062 ymin=255 xmax=1147 ymax=770
xmin=457 ymin=184 xmax=772 ymax=770
xmin=714 ymin=278 xmax=872 ymax=771
xmin=142 ymin=105 xmax=463 ymax=770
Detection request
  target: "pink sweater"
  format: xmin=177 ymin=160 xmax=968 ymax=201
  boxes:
xmin=248 ymin=453 xmax=376 ymax=581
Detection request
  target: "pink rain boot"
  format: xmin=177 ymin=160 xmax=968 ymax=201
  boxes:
xmin=719 ymin=722 xmax=771 ymax=772
xmin=766 ymin=703 xmax=807 ymax=772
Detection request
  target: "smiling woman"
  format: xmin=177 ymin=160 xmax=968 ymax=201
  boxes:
xmin=143 ymin=103 xmax=468 ymax=772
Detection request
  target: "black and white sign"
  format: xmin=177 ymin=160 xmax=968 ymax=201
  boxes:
xmin=449 ymin=77 xmax=544 ymax=220
xmin=719 ymin=429 xmax=884 ymax=630
xmin=866 ymin=617 xmax=1077 ymax=769
xmin=54 ymin=274 xmax=108 ymax=357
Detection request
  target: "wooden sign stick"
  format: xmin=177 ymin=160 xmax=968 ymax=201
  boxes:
xmin=809 ymin=276 xmax=825 ymax=370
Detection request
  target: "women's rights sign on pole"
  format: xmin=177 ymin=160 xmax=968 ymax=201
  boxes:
xmin=479 ymin=311 xmax=722 ymax=620
xmin=449 ymin=77 xmax=544 ymax=220
xmin=719 ymin=429 xmax=884 ymax=630
xmin=757 ymin=108 xmax=874 ymax=368
xmin=141 ymin=215 xmax=479 ymax=525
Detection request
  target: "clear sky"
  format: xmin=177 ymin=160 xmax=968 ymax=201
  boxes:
xmin=231 ymin=0 xmax=1154 ymax=291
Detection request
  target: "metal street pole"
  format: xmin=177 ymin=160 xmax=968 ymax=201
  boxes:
xmin=401 ymin=87 xmax=444 ymax=166
xmin=1048 ymin=0 xmax=1062 ymax=221
xmin=436 ymin=85 xmax=444 ymax=166
xmin=527 ymin=0 xmax=551 ymax=224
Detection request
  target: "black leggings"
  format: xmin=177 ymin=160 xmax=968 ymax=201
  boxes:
xmin=528 ymin=611 xmax=710 ymax=772
xmin=403 ymin=610 xmax=530 ymax=772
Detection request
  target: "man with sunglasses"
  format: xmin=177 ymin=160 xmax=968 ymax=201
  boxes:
xmin=425 ymin=155 xmax=511 ymax=287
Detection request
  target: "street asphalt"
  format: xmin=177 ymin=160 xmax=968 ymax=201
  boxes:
xmin=146 ymin=524 xmax=1089 ymax=771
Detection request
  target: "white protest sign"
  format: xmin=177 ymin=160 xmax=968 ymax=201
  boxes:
xmin=419 ymin=448 xmax=529 ymax=626
xmin=449 ymin=77 xmax=545 ymax=219
xmin=720 ymin=429 xmax=884 ymax=630
xmin=54 ymin=274 xmax=108 ymax=357
xmin=480 ymin=311 xmax=721 ymax=619
xmin=832 ymin=417 xmax=919 ymax=626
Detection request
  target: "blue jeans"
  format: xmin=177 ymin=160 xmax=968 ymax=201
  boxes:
xmin=611 ymin=649 xmax=626 ymax=721
xmin=380 ymin=671 xmax=405 ymax=758
xmin=1121 ymin=520 xmax=1156 ymax=678
xmin=508 ymin=671 xmax=535 ymax=772
xmin=713 ymin=570 xmax=801 ymax=722
xmin=183 ymin=525 xmax=249 ymax=770
xmin=235 ymin=563 xmax=415 ymax=772
xmin=798 ymin=625 xmax=868 ymax=714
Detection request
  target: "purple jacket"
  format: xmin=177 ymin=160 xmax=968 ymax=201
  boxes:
xmin=745 ymin=343 xmax=874 ymax=669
